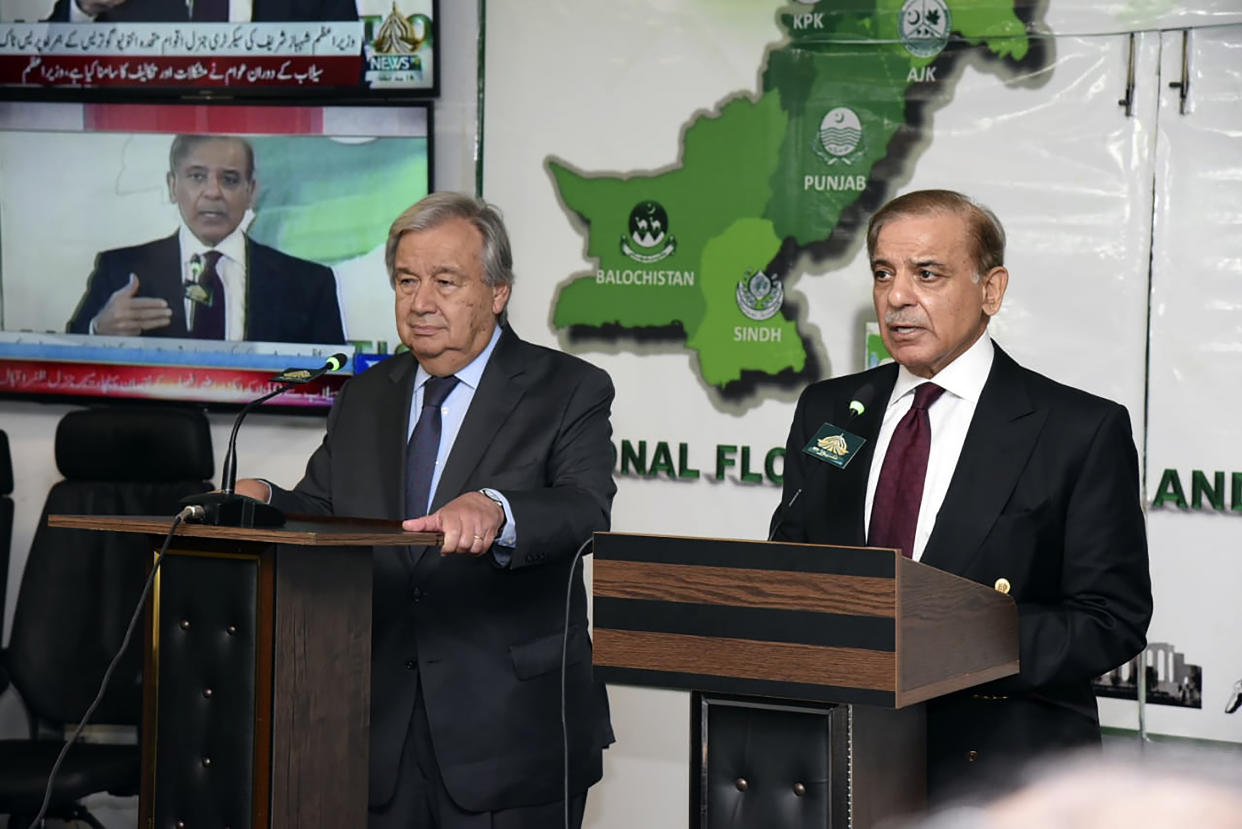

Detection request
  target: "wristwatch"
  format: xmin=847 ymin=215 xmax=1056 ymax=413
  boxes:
xmin=478 ymin=488 xmax=507 ymax=532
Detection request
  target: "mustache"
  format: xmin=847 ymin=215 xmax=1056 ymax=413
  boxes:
xmin=884 ymin=311 xmax=926 ymax=327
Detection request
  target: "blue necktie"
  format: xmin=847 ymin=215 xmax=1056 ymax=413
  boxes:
xmin=404 ymin=375 xmax=460 ymax=519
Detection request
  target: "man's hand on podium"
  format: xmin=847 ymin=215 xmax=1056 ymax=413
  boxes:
xmin=233 ymin=478 xmax=272 ymax=503
xmin=403 ymin=491 xmax=505 ymax=556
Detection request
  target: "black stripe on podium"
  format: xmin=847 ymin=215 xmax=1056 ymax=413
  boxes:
xmin=594 ymin=534 xmax=896 ymax=578
xmin=594 ymin=665 xmax=896 ymax=708
xmin=594 ymin=597 xmax=896 ymax=651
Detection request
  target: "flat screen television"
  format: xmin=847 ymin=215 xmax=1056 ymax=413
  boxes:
xmin=0 ymin=0 xmax=436 ymax=98
xmin=0 ymin=99 xmax=431 ymax=408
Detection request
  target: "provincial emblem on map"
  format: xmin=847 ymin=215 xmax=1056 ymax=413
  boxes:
xmin=621 ymin=201 xmax=676 ymax=263
xmin=813 ymin=107 xmax=863 ymax=166
xmin=736 ymin=269 xmax=784 ymax=321
xmin=899 ymin=0 xmax=951 ymax=59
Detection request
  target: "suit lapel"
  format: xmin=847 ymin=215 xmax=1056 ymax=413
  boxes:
xmin=406 ymin=328 xmax=525 ymax=572
xmin=835 ymin=370 xmax=893 ymax=545
xmin=242 ymin=237 xmax=272 ymax=341
xmin=149 ymin=234 xmax=189 ymax=335
xmin=921 ymin=347 xmax=1047 ymax=576
xmin=796 ymin=366 xmax=894 ymax=547
xmin=382 ymin=352 xmax=418 ymax=520
xmin=429 ymin=327 xmax=527 ymax=513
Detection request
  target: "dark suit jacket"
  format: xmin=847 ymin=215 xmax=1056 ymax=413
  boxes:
xmin=48 ymin=0 xmax=356 ymax=21
xmin=66 ymin=232 xmax=345 ymax=345
xmin=773 ymin=343 xmax=1152 ymax=796
xmin=267 ymin=326 xmax=616 ymax=812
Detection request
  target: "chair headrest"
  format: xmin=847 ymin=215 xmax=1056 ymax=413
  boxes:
xmin=55 ymin=406 xmax=215 ymax=483
xmin=0 ymin=430 xmax=11 ymax=495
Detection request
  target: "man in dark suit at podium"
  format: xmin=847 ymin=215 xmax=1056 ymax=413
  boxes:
xmin=66 ymin=134 xmax=345 ymax=345
xmin=772 ymin=189 xmax=1152 ymax=801
xmin=236 ymin=192 xmax=615 ymax=828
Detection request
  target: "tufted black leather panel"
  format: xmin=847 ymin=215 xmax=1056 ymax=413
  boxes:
xmin=700 ymin=697 xmax=843 ymax=829
xmin=55 ymin=406 xmax=214 ymax=483
xmin=153 ymin=553 xmax=258 ymax=828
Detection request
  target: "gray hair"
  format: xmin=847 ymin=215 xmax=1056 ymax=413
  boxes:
xmin=866 ymin=189 xmax=1005 ymax=281
xmin=385 ymin=192 xmax=515 ymax=298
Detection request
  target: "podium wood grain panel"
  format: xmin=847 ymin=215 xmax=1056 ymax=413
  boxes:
xmin=592 ymin=532 xmax=1017 ymax=708
xmin=594 ymin=560 xmax=896 ymax=616
xmin=270 ymin=544 xmax=372 ymax=825
xmin=896 ymin=556 xmax=1020 ymax=706
xmin=48 ymin=514 xmax=440 ymax=546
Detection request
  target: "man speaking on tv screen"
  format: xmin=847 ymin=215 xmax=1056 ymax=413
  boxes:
xmin=66 ymin=134 xmax=346 ymax=345
xmin=46 ymin=0 xmax=357 ymax=22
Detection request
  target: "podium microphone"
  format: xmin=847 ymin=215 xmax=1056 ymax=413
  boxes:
xmin=847 ymin=382 xmax=874 ymax=422
xmin=768 ymin=488 xmax=802 ymax=542
xmin=182 ymin=353 xmax=349 ymax=528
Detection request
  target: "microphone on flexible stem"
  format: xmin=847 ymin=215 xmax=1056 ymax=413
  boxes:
xmin=768 ymin=382 xmax=871 ymax=543
xmin=181 ymin=353 xmax=349 ymax=528
xmin=847 ymin=383 xmax=874 ymax=423
xmin=768 ymin=488 xmax=803 ymax=542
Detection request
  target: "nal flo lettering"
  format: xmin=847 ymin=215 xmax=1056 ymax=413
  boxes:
xmin=610 ymin=439 xmax=785 ymax=485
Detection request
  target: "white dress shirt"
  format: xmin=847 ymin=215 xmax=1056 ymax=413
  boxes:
xmin=179 ymin=224 xmax=248 ymax=341
xmin=407 ymin=325 xmax=517 ymax=550
xmin=864 ymin=334 xmax=995 ymax=561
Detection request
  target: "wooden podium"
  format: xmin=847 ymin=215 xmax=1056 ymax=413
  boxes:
xmin=49 ymin=514 xmax=436 ymax=829
xmin=591 ymin=532 xmax=1020 ymax=827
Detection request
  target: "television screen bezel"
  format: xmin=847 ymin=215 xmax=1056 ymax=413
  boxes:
xmin=0 ymin=97 xmax=434 ymax=414
xmin=0 ymin=0 xmax=439 ymax=102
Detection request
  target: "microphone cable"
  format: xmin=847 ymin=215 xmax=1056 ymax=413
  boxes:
xmin=561 ymin=533 xmax=594 ymax=829
xmin=27 ymin=504 xmax=202 ymax=829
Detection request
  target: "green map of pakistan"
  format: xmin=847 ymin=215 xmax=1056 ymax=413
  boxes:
xmin=549 ymin=1 xmax=1040 ymax=395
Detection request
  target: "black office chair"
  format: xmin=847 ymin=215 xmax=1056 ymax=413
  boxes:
xmin=0 ymin=406 xmax=214 ymax=828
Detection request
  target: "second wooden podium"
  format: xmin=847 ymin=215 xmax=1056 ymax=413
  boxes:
xmin=49 ymin=514 xmax=436 ymax=829
xmin=591 ymin=532 xmax=1019 ymax=828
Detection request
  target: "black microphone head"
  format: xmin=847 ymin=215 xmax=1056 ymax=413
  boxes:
xmin=324 ymin=353 xmax=350 ymax=372
xmin=848 ymin=383 xmax=875 ymax=420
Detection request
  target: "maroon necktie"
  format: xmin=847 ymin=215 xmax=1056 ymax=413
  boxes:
xmin=868 ymin=382 xmax=946 ymax=558
xmin=189 ymin=250 xmax=225 ymax=339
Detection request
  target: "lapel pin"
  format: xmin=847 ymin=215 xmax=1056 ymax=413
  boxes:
xmin=993 ymin=577 xmax=1011 ymax=594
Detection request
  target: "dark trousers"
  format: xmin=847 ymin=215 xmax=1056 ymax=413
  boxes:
xmin=369 ymin=687 xmax=588 ymax=829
